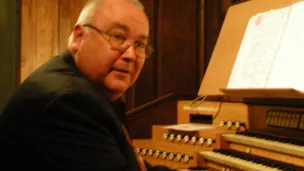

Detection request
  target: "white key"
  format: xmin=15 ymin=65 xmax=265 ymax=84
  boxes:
xmin=199 ymin=151 xmax=282 ymax=171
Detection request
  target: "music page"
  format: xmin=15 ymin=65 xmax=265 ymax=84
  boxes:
xmin=227 ymin=7 xmax=290 ymax=89
xmin=266 ymin=1 xmax=304 ymax=91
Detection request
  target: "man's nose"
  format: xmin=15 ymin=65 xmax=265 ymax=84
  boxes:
xmin=121 ymin=45 xmax=137 ymax=62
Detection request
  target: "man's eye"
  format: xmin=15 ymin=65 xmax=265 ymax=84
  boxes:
xmin=111 ymin=33 xmax=125 ymax=40
xmin=134 ymin=41 xmax=146 ymax=49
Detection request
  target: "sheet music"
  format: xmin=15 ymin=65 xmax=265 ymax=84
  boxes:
xmin=266 ymin=1 xmax=304 ymax=91
xmin=227 ymin=7 xmax=290 ymax=89
xmin=164 ymin=124 xmax=214 ymax=131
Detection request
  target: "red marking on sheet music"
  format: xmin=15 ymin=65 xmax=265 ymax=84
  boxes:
xmin=255 ymin=15 xmax=263 ymax=26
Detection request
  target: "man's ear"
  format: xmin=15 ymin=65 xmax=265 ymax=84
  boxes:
xmin=69 ymin=25 xmax=84 ymax=53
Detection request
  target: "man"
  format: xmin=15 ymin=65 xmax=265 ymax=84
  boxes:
xmin=0 ymin=0 xmax=174 ymax=170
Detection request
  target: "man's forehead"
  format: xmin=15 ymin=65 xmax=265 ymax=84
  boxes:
xmin=109 ymin=22 xmax=129 ymax=31
xmin=93 ymin=1 xmax=149 ymax=36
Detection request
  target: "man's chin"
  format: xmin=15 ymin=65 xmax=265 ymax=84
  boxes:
xmin=101 ymin=78 xmax=132 ymax=98
xmin=106 ymin=81 xmax=129 ymax=94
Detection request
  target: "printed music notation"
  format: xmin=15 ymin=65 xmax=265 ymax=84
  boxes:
xmin=227 ymin=1 xmax=304 ymax=92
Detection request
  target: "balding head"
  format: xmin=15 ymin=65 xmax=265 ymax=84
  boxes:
xmin=68 ymin=0 xmax=145 ymax=46
xmin=67 ymin=0 xmax=150 ymax=101
xmin=76 ymin=0 xmax=144 ymax=26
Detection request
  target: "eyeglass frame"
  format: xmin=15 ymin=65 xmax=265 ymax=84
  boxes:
xmin=82 ymin=24 xmax=154 ymax=59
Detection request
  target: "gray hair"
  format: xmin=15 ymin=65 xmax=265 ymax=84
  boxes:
xmin=68 ymin=0 xmax=144 ymax=45
xmin=78 ymin=0 xmax=144 ymax=24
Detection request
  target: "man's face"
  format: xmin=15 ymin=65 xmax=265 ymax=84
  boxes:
xmin=72 ymin=0 xmax=149 ymax=100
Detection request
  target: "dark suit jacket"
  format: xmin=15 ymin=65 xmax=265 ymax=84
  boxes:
xmin=0 ymin=50 xmax=173 ymax=171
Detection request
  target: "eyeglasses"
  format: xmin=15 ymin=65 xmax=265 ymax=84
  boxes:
xmin=82 ymin=24 xmax=154 ymax=59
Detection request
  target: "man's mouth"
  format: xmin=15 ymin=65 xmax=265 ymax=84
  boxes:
xmin=113 ymin=68 xmax=130 ymax=74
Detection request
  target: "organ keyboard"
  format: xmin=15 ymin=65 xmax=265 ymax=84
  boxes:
xmin=198 ymin=130 xmax=304 ymax=170
xmin=222 ymin=132 xmax=304 ymax=160
xmin=196 ymin=103 xmax=304 ymax=170
xmin=199 ymin=149 xmax=304 ymax=171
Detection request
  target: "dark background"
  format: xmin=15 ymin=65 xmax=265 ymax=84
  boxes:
xmin=0 ymin=0 xmax=21 ymax=112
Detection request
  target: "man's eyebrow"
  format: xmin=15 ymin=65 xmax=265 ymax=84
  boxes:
xmin=139 ymin=35 xmax=148 ymax=40
xmin=110 ymin=22 xmax=129 ymax=31
xmin=110 ymin=22 xmax=149 ymax=40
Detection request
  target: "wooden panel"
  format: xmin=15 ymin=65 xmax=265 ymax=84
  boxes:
xmin=132 ymin=0 xmax=157 ymax=108
xmin=58 ymin=0 xmax=71 ymax=52
xmin=204 ymin=0 xmax=223 ymax=70
xmin=21 ymin=0 xmax=59 ymax=81
xmin=177 ymin=101 xmax=249 ymax=130
xmin=157 ymin=0 xmax=199 ymax=96
xmin=127 ymin=98 xmax=178 ymax=139
xmin=21 ymin=0 xmax=36 ymax=82
xmin=0 ymin=0 xmax=21 ymax=111
xmin=127 ymin=94 xmax=195 ymax=139
xmin=59 ymin=0 xmax=87 ymax=52
xmin=222 ymin=0 xmax=250 ymax=13
xmin=198 ymin=0 xmax=206 ymax=83
xmin=36 ymin=0 xmax=59 ymax=65
xmin=127 ymin=0 xmax=205 ymax=110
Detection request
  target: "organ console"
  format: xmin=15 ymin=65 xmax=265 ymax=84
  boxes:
xmin=177 ymin=100 xmax=248 ymax=131
xmin=132 ymin=0 xmax=304 ymax=170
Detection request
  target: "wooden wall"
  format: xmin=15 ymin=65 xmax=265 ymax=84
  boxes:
xmin=126 ymin=0 xmax=202 ymax=110
xmin=21 ymin=0 xmax=87 ymax=82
